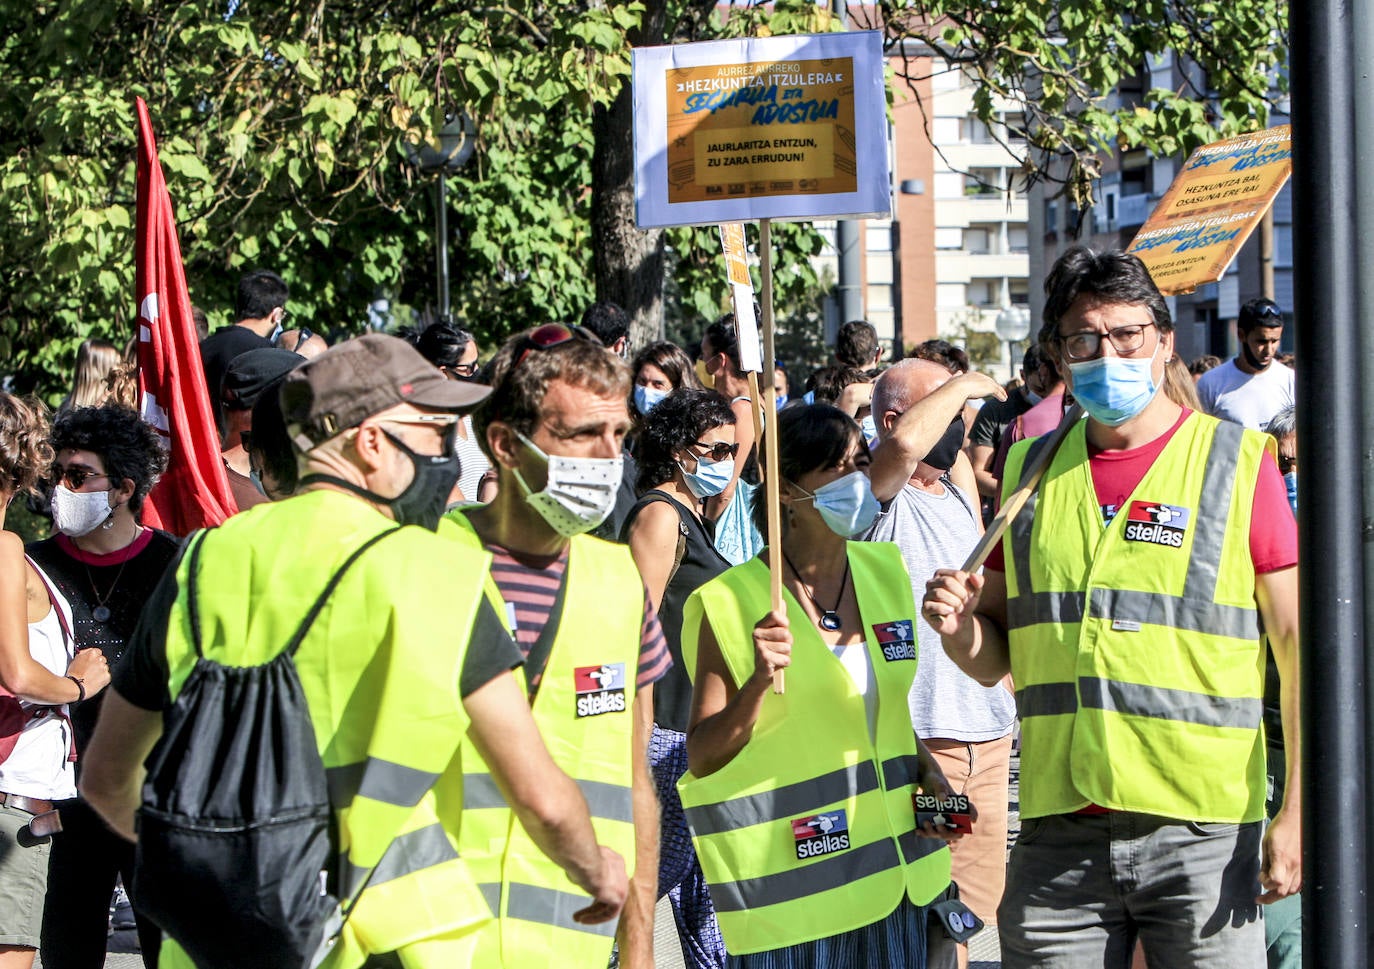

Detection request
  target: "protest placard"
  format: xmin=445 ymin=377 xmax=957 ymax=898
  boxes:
xmin=1126 ymin=125 xmax=1291 ymax=294
xmin=633 ymin=31 xmax=889 ymax=228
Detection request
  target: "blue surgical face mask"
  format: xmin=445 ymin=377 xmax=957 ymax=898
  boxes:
xmin=775 ymin=393 xmax=790 ymax=410
xmin=633 ymin=384 xmax=668 ymax=416
xmin=679 ymin=452 xmax=734 ymax=499
xmin=1284 ymin=471 xmax=1297 ymax=515
xmin=1066 ymin=344 xmax=1161 ymax=426
xmin=859 ymin=414 xmax=879 ymax=450
xmin=792 ymin=470 xmax=880 ymax=537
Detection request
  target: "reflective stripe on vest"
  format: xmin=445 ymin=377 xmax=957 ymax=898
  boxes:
xmin=445 ymin=514 xmax=641 ymax=968
xmin=678 ymin=544 xmax=950 ymax=955
xmin=1001 ymin=415 xmax=1270 ymax=822
xmin=159 ymin=494 xmax=494 ymax=967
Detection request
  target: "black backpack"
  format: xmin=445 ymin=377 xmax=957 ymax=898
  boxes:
xmin=134 ymin=526 xmax=399 ymax=969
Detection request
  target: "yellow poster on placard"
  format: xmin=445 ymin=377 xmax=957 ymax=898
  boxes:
xmin=1126 ymin=125 xmax=1292 ymax=295
xmin=719 ymin=222 xmax=752 ymax=287
xmin=664 ymin=59 xmax=858 ymax=204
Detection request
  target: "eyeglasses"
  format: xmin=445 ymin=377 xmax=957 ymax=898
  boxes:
xmin=51 ymin=465 xmax=110 ymax=490
xmin=693 ymin=440 xmax=739 ymax=463
xmin=513 ymin=324 xmax=581 ymax=368
xmin=1059 ymin=323 xmax=1155 ymax=361
xmin=445 ymin=361 xmax=479 ymax=379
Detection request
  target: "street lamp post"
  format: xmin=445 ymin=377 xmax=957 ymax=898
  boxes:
xmin=404 ymin=115 xmax=478 ymax=324
xmin=994 ymin=305 xmax=1032 ymax=381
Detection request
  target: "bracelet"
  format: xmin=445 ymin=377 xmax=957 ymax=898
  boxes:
xmin=66 ymin=676 xmax=86 ymax=703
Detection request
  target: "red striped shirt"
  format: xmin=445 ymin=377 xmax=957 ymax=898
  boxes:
xmin=486 ymin=543 xmax=671 ymax=695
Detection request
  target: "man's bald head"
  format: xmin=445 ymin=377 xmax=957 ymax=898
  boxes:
xmin=872 ymin=358 xmax=954 ymax=430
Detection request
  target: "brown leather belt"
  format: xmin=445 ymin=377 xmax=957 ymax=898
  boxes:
xmin=0 ymin=793 xmax=53 ymax=815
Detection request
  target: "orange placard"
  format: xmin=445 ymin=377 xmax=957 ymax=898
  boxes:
xmin=1126 ymin=125 xmax=1291 ymax=295
xmin=664 ymin=58 xmax=858 ymax=205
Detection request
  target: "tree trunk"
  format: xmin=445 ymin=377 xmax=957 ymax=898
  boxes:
xmin=591 ymin=0 xmax=669 ymax=349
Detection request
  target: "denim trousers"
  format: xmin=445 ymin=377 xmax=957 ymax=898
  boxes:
xmin=998 ymin=811 xmax=1265 ymax=969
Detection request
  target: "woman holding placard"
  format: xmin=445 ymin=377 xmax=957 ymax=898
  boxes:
xmin=678 ymin=403 xmax=959 ymax=967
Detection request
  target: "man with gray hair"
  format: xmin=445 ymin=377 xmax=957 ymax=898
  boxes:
xmin=863 ymin=358 xmax=1008 ymax=969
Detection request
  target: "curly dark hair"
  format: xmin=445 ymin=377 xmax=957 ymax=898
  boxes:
xmin=0 ymin=393 xmax=53 ymax=499
xmin=635 ymin=389 xmax=736 ymax=493
xmin=50 ymin=404 xmax=167 ymax=515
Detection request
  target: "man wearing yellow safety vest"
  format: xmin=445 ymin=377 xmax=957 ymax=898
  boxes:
xmin=447 ymin=323 xmax=669 ymax=969
xmin=923 ymin=247 xmax=1301 ymax=969
xmin=79 ymin=334 xmax=628 ymax=968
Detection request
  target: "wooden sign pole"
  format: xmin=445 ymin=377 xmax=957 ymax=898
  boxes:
xmin=756 ymin=218 xmax=785 ymax=694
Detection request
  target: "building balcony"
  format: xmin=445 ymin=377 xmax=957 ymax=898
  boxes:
xmin=936 ymin=196 xmax=1029 ymax=226
xmin=936 ymin=250 xmax=1030 ymax=282
xmin=1117 ymin=192 xmax=1154 ymax=230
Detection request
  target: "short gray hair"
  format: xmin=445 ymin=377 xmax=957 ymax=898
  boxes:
xmin=1265 ymin=405 xmax=1296 ymax=441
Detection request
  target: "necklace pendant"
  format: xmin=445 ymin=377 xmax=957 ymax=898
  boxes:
xmin=92 ymin=606 xmax=111 ymax=623
xmin=818 ymin=611 xmax=842 ymax=632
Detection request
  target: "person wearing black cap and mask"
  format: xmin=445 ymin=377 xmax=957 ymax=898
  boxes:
xmin=80 ymin=334 xmax=629 ymax=968
xmin=220 ymin=347 xmax=305 ymax=511
xmin=862 ymin=359 xmax=1009 ymax=969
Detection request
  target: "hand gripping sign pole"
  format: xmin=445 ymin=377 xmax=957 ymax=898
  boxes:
xmin=719 ymin=221 xmax=785 ymax=692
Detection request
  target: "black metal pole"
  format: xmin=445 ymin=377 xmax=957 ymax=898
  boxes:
xmin=1292 ymin=3 xmax=1368 ymax=965
xmin=435 ymin=173 xmax=451 ymax=323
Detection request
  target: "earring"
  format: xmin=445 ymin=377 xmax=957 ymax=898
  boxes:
xmin=102 ymin=516 xmax=115 ymax=530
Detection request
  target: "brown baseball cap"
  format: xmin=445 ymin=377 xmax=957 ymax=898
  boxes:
xmin=280 ymin=333 xmax=490 ymax=452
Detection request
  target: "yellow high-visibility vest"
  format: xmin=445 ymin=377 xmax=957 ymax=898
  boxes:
xmin=678 ymin=542 xmax=950 ymax=955
xmin=1002 ymin=413 xmax=1273 ymax=822
xmin=445 ymin=511 xmax=642 ymax=969
xmin=155 ymin=491 xmax=494 ymax=969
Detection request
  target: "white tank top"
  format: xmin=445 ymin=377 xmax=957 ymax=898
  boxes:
xmin=1 ymin=561 xmax=77 ymax=799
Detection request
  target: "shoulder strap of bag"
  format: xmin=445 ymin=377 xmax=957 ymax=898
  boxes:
xmin=24 ymin=556 xmax=73 ymax=650
xmin=186 ymin=527 xmax=401 ymax=661
xmin=644 ymin=490 xmax=690 ymax=589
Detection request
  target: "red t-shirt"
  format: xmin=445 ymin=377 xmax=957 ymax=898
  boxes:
xmin=985 ymin=410 xmax=1297 ymax=574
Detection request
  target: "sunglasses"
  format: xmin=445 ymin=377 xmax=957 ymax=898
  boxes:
xmin=513 ymin=324 xmax=593 ymax=368
xmin=52 ymin=465 xmax=110 ymax=490
xmin=445 ymin=361 xmax=479 ymax=379
xmin=693 ymin=440 xmax=739 ymax=463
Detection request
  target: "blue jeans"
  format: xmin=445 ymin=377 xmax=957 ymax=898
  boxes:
xmin=998 ymin=812 xmax=1265 ymax=969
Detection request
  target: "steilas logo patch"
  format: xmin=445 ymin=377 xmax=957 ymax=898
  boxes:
xmin=574 ymin=663 xmax=627 ymax=718
xmin=791 ymin=810 xmax=850 ymax=860
xmin=873 ymin=620 xmax=917 ymax=662
xmin=1122 ymin=501 xmax=1191 ymax=548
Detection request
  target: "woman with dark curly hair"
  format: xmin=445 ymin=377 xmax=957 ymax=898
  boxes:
xmin=0 ymin=393 xmax=111 ymax=969
xmin=25 ymin=403 xmax=178 ymax=968
xmin=621 ymin=388 xmax=735 ymax=969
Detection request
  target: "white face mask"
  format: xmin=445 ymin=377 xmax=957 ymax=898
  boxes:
xmin=51 ymin=484 xmax=114 ymax=537
xmin=512 ymin=431 xmax=623 ymax=537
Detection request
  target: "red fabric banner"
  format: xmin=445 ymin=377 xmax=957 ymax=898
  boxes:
xmin=133 ymin=96 xmax=237 ymax=534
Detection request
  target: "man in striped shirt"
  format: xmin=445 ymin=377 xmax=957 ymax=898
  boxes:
xmin=457 ymin=323 xmax=671 ymax=968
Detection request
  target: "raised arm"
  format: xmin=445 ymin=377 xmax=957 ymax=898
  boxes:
xmin=870 ymin=372 xmax=1005 ymax=504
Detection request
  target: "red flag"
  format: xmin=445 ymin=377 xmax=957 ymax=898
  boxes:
xmin=133 ymin=96 xmax=237 ymax=534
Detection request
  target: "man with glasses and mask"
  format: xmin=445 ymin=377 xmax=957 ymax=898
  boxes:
xmin=923 ymin=248 xmax=1300 ymax=969
xmin=861 ymin=359 xmax=1008 ymax=969
xmin=81 ymin=334 xmax=629 ymax=969
xmin=1196 ymin=297 xmax=1295 ymax=430
xmin=447 ymin=323 xmax=670 ymax=969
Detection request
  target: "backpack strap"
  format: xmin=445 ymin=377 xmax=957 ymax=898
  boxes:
xmin=643 ymin=491 xmax=690 ymax=589
xmin=284 ymin=528 xmax=401 ymax=658
xmin=185 ymin=527 xmax=400 ymax=661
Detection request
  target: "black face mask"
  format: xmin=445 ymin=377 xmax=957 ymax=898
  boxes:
xmin=300 ymin=429 xmax=461 ymax=531
xmin=923 ymin=415 xmax=966 ymax=472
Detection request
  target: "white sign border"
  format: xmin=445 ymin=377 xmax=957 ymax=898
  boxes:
xmin=633 ymin=31 xmax=891 ymax=229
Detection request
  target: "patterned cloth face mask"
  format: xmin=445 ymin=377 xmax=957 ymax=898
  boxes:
xmin=513 ymin=431 xmax=623 ymax=537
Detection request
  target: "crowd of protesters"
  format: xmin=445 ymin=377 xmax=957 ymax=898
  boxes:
xmin=0 ymin=247 xmax=1301 ymax=969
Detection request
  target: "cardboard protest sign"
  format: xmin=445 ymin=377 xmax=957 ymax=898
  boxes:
xmin=633 ymin=31 xmax=890 ymax=227
xmin=1126 ymin=125 xmax=1291 ymax=294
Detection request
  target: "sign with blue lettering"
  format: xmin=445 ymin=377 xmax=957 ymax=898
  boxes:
xmin=1126 ymin=124 xmax=1291 ymax=295
xmin=633 ymin=31 xmax=890 ymax=227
